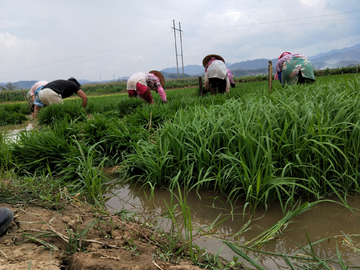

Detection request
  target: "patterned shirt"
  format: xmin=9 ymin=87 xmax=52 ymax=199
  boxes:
xmin=34 ymin=86 xmax=46 ymax=107
xmin=127 ymin=72 xmax=166 ymax=102
xmin=276 ymin=53 xmax=305 ymax=73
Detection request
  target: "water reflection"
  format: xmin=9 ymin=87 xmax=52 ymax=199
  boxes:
xmin=106 ymin=178 xmax=360 ymax=269
xmin=0 ymin=121 xmax=37 ymax=141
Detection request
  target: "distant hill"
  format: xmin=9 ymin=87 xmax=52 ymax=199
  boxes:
xmin=227 ymin=58 xmax=278 ymax=71
xmin=309 ymin=44 xmax=360 ymax=69
xmin=1 ymin=43 xmax=359 ymax=89
xmin=161 ymin=65 xmax=204 ymax=77
xmin=0 ymin=80 xmax=38 ymax=90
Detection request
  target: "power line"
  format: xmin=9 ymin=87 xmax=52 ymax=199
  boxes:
xmin=172 ymin=20 xmax=185 ymax=79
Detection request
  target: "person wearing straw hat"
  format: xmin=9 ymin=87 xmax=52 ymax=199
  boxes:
xmin=126 ymin=70 xmax=167 ymax=104
xmin=203 ymin=54 xmax=230 ymax=95
xmin=274 ymin=51 xmax=315 ymax=87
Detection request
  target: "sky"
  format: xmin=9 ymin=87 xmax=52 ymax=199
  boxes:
xmin=0 ymin=0 xmax=359 ymax=83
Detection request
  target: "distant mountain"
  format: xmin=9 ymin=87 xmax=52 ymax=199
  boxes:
xmin=161 ymin=65 xmax=204 ymax=77
xmin=309 ymin=45 xmax=360 ymax=69
xmin=0 ymin=80 xmax=38 ymax=90
xmin=309 ymin=43 xmax=360 ymax=61
xmin=227 ymin=58 xmax=278 ymax=70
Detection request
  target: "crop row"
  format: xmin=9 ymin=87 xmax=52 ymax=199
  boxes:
xmin=1 ymin=66 xmax=359 ymax=104
xmin=1 ymin=74 xmax=359 ymax=208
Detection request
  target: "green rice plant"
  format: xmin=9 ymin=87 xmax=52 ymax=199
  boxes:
xmin=2 ymin=74 xmax=360 ymax=208
xmin=119 ymin=75 xmax=360 ymax=208
xmin=245 ymin=200 xmax=319 ymax=247
xmin=224 ymin=234 xmax=358 ymax=270
xmin=160 ymin=172 xmax=228 ymax=263
xmin=65 ymin=217 xmax=98 ymax=253
xmin=62 ymin=139 xmax=111 ymax=204
xmin=0 ymin=131 xmax=14 ymax=170
xmin=10 ymin=125 xmax=81 ymax=174
xmin=0 ymin=89 xmax=27 ymax=102
xmin=37 ymin=102 xmax=87 ymax=126
xmin=0 ymin=105 xmax=29 ymax=126
xmin=82 ymin=81 xmax=127 ymax=94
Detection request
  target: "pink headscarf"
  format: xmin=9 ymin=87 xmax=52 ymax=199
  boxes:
xmin=274 ymin=52 xmax=292 ymax=80
xmin=278 ymin=51 xmax=291 ymax=59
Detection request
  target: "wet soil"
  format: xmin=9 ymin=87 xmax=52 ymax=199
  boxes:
xmin=0 ymin=202 xmax=233 ymax=270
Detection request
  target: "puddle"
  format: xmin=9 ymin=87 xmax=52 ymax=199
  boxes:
xmin=0 ymin=121 xmax=37 ymax=141
xmin=106 ymin=178 xmax=360 ymax=269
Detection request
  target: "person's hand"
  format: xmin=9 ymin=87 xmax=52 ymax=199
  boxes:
xmin=231 ymin=83 xmax=235 ymax=88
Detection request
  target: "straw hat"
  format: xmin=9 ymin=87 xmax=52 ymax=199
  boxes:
xmin=202 ymin=54 xmax=225 ymax=67
xmin=149 ymin=70 xmax=165 ymax=87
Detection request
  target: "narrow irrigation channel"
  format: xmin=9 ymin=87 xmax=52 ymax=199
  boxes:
xmin=105 ymin=177 xmax=360 ymax=269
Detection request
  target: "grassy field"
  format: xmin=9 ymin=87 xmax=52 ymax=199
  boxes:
xmin=1 ymin=73 xmax=359 ymax=269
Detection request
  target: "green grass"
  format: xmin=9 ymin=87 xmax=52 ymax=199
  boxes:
xmin=1 ymin=74 xmax=359 ymax=209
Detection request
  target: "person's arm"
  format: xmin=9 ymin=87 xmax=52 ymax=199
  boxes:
xmin=225 ymin=76 xmax=230 ymax=93
xmin=228 ymin=69 xmax=235 ymax=86
xmin=32 ymin=105 xmax=40 ymax=118
xmin=76 ymin=89 xmax=87 ymax=109
xmin=157 ymin=86 xmax=167 ymax=103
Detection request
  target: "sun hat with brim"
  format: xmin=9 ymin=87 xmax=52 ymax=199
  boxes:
xmin=202 ymin=54 xmax=225 ymax=67
xmin=149 ymin=70 xmax=165 ymax=87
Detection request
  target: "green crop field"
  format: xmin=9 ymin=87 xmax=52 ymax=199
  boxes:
xmin=1 ymin=73 xmax=359 ymax=269
xmin=1 ymin=73 xmax=359 ymax=206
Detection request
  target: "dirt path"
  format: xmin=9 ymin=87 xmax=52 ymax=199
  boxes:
xmin=0 ymin=202 xmax=221 ymax=270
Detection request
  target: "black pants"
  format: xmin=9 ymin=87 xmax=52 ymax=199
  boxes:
xmin=298 ymin=70 xmax=315 ymax=85
xmin=209 ymin=78 xmax=227 ymax=94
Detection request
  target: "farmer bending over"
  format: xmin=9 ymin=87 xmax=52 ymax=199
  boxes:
xmin=37 ymin=77 xmax=87 ymax=110
xmin=274 ymin=52 xmax=315 ymax=87
xmin=126 ymin=70 xmax=167 ymax=104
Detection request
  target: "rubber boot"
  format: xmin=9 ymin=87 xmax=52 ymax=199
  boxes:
xmin=0 ymin=207 xmax=14 ymax=236
xmin=210 ymin=88 xmax=217 ymax=95
xmin=140 ymin=88 xmax=155 ymax=104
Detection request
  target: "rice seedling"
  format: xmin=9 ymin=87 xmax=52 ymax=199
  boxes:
xmin=37 ymin=102 xmax=87 ymax=126
xmin=63 ymin=139 xmax=111 ymax=204
xmin=119 ymin=74 xmax=360 ymax=208
xmin=2 ymin=74 xmax=359 ymax=211
xmin=224 ymin=233 xmax=359 ymax=269
xmin=0 ymin=104 xmax=29 ymax=126
xmin=160 ymin=174 xmax=228 ymax=263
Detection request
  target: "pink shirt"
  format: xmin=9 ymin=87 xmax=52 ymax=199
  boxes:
xmin=127 ymin=72 xmax=167 ymax=102
xmin=30 ymin=81 xmax=49 ymax=96
xmin=227 ymin=69 xmax=235 ymax=84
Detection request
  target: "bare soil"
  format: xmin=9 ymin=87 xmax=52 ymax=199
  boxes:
xmin=0 ymin=202 xmax=232 ymax=270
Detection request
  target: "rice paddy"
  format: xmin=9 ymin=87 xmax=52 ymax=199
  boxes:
xmin=1 ymin=73 xmax=359 ymax=269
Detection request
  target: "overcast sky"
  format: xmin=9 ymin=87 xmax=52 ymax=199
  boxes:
xmin=1 ymin=0 xmax=359 ymax=83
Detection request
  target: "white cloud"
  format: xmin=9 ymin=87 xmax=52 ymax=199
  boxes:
xmin=0 ymin=0 xmax=359 ymax=82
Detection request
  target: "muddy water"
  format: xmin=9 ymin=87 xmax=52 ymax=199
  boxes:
xmin=106 ymin=179 xmax=360 ymax=269
xmin=0 ymin=121 xmax=36 ymax=141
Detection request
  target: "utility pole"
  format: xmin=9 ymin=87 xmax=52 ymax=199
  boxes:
xmin=179 ymin=22 xmax=184 ymax=78
xmin=172 ymin=20 xmax=184 ymax=79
